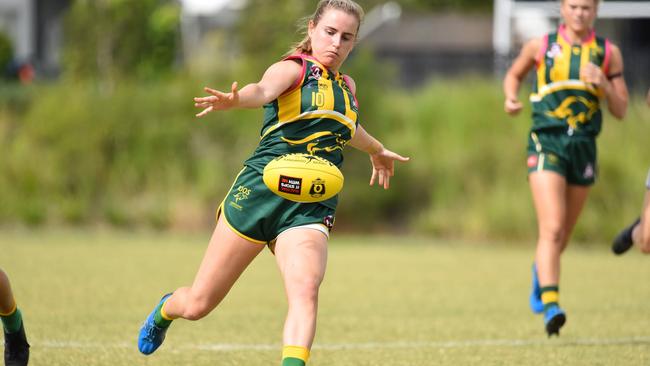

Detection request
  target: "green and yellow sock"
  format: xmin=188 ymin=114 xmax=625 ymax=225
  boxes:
xmin=0 ymin=302 xmax=23 ymax=334
xmin=540 ymin=285 xmax=559 ymax=312
xmin=281 ymin=345 xmax=310 ymax=366
xmin=153 ymin=298 xmax=173 ymax=328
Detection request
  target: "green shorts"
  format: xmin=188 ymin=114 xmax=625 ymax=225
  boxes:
xmin=527 ymin=131 xmax=597 ymax=186
xmin=218 ymin=166 xmax=336 ymax=245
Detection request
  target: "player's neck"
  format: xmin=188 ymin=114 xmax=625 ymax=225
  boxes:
xmin=560 ymin=24 xmax=593 ymax=44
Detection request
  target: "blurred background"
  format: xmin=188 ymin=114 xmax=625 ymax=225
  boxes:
xmin=0 ymin=0 xmax=648 ymax=243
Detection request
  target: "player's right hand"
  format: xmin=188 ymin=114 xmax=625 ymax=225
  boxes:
xmin=504 ymin=98 xmax=523 ymax=116
xmin=194 ymin=82 xmax=239 ymax=117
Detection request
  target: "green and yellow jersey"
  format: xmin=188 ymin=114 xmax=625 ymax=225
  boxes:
xmin=243 ymin=54 xmax=360 ymax=208
xmin=530 ymin=25 xmax=611 ymax=136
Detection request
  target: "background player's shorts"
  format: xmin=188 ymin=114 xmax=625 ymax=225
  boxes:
xmin=526 ymin=131 xmax=597 ymax=186
xmin=646 ymin=168 xmax=650 ymax=190
xmin=218 ymin=166 xmax=336 ymax=244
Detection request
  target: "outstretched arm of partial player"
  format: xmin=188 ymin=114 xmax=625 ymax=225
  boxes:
xmin=194 ymin=60 xmax=302 ymax=117
xmin=349 ymin=124 xmax=410 ymax=190
xmin=503 ymin=38 xmax=540 ymax=116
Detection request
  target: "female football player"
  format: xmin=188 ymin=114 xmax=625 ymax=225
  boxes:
xmin=503 ymin=0 xmax=628 ymax=336
xmin=137 ymin=1 xmax=409 ymax=365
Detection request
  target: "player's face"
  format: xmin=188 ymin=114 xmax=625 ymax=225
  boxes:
xmin=561 ymin=0 xmax=598 ymax=35
xmin=308 ymin=8 xmax=358 ymax=72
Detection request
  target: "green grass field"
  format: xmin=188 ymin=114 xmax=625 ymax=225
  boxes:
xmin=1 ymin=230 xmax=649 ymax=365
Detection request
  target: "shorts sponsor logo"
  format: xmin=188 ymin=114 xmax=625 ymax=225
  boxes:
xmin=527 ymin=155 xmax=538 ymax=168
xmin=309 ymin=178 xmax=326 ymax=198
xmin=583 ymin=163 xmax=594 ymax=179
xmin=323 ymin=215 xmax=335 ymax=230
xmin=279 ymin=175 xmax=302 ymax=195
xmin=230 ymin=185 xmax=251 ymax=211
xmin=233 ymin=185 xmax=251 ymax=203
xmin=547 ymin=153 xmax=559 ymax=165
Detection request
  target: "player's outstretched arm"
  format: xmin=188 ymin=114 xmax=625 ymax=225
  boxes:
xmin=349 ymin=124 xmax=409 ymax=190
xmin=503 ymin=38 xmax=540 ymax=116
xmin=193 ymin=60 xmax=302 ymax=117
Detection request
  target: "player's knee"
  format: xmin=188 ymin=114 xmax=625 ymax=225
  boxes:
xmin=288 ymin=275 xmax=322 ymax=303
xmin=183 ymin=295 xmax=214 ymax=321
xmin=539 ymin=226 xmax=565 ymax=246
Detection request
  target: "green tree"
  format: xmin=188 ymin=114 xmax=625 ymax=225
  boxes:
xmin=63 ymin=0 xmax=180 ymax=81
xmin=0 ymin=32 xmax=13 ymax=76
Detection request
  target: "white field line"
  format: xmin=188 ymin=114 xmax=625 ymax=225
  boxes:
xmin=34 ymin=336 xmax=650 ymax=352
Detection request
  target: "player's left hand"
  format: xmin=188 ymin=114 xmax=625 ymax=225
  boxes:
xmin=580 ymin=62 xmax=607 ymax=87
xmin=369 ymin=148 xmax=410 ymax=190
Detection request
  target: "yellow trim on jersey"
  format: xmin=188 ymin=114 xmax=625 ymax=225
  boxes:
xmin=215 ymin=167 xmax=267 ymax=245
xmin=530 ymin=80 xmax=599 ymax=102
xmin=536 ymin=55 xmax=548 ymax=90
xmin=340 ymin=80 xmax=358 ymax=124
xmin=277 ymin=88 xmax=303 ymax=123
xmin=261 ymin=110 xmax=357 ymax=140
xmin=553 ymin=37 xmax=572 ymax=83
xmin=281 ymin=131 xmax=333 ymax=145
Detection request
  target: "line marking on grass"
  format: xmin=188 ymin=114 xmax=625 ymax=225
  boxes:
xmin=34 ymin=336 xmax=650 ymax=352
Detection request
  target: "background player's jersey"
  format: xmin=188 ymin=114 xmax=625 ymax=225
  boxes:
xmin=530 ymin=25 xmax=611 ymax=137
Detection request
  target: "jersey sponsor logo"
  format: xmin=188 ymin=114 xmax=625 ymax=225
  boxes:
xmin=278 ymin=175 xmax=302 ymax=195
xmin=572 ymin=46 xmax=581 ymax=56
xmin=547 ymin=42 xmax=563 ymax=59
xmin=527 ymin=154 xmax=538 ymax=168
xmin=589 ymin=46 xmax=604 ymax=63
xmin=308 ymin=65 xmax=322 ymax=81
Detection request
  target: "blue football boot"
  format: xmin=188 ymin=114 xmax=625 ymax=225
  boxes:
xmin=529 ymin=263 xmax=544 ymax=314
xmin=138 ymin=293 xmax=173 ymax=355
xmin=544 ymin=305 xmax=566 ymax=337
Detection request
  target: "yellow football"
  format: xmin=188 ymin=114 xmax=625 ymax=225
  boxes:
xmin=262 ymin=153 xmax=344 ymax=203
